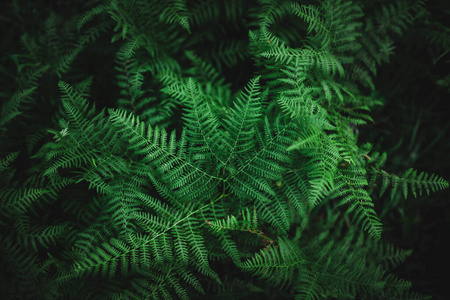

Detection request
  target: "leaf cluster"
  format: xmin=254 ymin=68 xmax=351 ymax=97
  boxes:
xmin=0 ymin=0 xmax=448 ymax=299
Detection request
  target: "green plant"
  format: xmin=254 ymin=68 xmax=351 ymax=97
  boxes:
xmin=0 ymin=0 xmax=448 ymax=299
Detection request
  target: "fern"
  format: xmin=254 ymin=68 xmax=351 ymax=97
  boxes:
xmin=372 ymin=167 xmax=449 ymax=200
xmin=0 ymin=0 xmax=448 ymax=299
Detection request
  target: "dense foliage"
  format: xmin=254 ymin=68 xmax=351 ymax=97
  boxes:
xmin=1 ymin=0 xmax=449 ymax=299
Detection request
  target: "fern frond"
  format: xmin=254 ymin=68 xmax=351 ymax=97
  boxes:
xmin=256 ymin=0 xmax=291 ymax=28
xmin=0 ymin=152 xmax=19 ymax=174
xmin=0 ymin=187 xmax=49 ymax=215
xmin=159 ymin=0 xmax=190 ymax=33
xmin=292 ymin=3 xmax=329 ymax=46
xmin=0 ymin=236 xmax=49 ymax=295
xmin=207 ymin=207 xmax=259 ymax=234
xmin=0 ymin=64 xmax=48 ymax=129
xmin=372 ymin=242 xmax=413 ymax=270
xmin=227 ymin=116 xmax=291 ymax=212
xmin=78 ymin=3 xmax=109 ymax=32
xmin=295 ymin=241 xmax=334 ymax=300
xmin=109 ymin=108 xmax=219 ymax=204
xmin=240 ymin=237 xmax=303 ymax=288
xmin=223 ymin=76 xmax=262 ymax=158
xmin=18 ymin=223 xmax=70 ymax=251
xmin=301 ymin=136 xmax=340 ymax=207
xmin=372 ymin=167 xmax=449 ymax=200
xmin=260 ymin=44 xmax=344 ymax=77
xmin=181 ymin=78 xmax=224 ymax=163
xmin=163 ymin=78 xmax=224 ymax=163
xmin=58 ymin=81 xmax=97 ymax=136
xmin=336 ymin=166 xmax=382 ymax=240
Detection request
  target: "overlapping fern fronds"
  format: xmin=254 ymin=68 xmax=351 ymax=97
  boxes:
xmin=0 ymin=0 xmax=448 ymax=299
